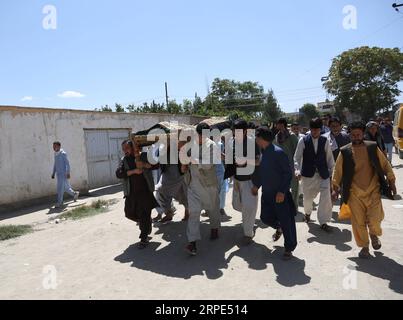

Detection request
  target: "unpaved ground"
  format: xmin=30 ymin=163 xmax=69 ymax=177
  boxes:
xmin=1 ymin=157 xmax=403 ymax=300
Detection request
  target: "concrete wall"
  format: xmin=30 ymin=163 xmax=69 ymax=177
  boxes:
xmin=0 ymin=106 xmax=204 ymax=208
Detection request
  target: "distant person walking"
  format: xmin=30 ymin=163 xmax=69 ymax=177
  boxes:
xmin=365 ymin=121 xmax=386 ymax=155
xmin=51 ymin=141 xmax=79 ymax=208
xmin=274 ymin=118 xmax=299 ymax=207
xmin=380 ymin=117 xmax=395 ymax=163
xmin=323 ymin=117 xmax=351 ymax=161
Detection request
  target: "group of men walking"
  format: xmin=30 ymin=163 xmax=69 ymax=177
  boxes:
xmin=52 ymin=114 xmax=397 ymax=260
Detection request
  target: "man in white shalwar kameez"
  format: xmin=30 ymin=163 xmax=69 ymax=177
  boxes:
xmin=294 ymin=118 xmax=335 ymax=232
xmin=182 ymin=123 xmax=221 ymax=256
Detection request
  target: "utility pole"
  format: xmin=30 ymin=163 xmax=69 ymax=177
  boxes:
xmin=165 ymin=82 xmax=169 ymax=109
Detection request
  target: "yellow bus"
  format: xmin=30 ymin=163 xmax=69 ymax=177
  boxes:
xmin=393 ymin=104 xmax=403 ymax=159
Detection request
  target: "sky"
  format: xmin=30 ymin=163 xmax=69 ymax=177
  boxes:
xmin=0 ymin=0 xmax=402 ymax=113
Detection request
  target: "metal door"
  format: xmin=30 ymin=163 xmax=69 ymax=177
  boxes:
xmin=84 ymin=129 xmax=130 ymax=189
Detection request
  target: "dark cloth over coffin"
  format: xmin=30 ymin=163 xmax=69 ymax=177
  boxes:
xmin=132 ymin=122 xmax=195 ymax=147
xmin=201 ymin=117 xmax=232 ymax=131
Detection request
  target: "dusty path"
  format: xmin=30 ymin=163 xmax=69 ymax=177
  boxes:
xmin=1 ymin=158 xmax=403 ymax=300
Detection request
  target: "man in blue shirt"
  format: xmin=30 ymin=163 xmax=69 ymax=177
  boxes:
xmin=51 ymin=141 xmax=79 ymax=208
xmin=252 ymin=126 xmax=298 ymax=260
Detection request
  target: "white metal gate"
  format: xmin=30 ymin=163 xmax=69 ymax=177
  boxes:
xmin=84 ymin=129 xmax=130 ymax=189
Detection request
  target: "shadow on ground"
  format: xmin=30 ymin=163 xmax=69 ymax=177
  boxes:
xmin=307 ymin=223 xmax=352 ymax=252
xmin=349 ymin=252 xmax=403 ymax=294
xmin=114 ymin=219 xmax=311 ymax=287
xmin=0 ymin=184 xmax=122 ymax=221
xmin=226 ymin=244 xmax=311 ymax=287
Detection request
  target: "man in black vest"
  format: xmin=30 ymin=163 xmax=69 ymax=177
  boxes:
xmin=294 ymin=118 xmax=335 ymax=232
xmin=332 ymin=121 xmax=396 ymax=259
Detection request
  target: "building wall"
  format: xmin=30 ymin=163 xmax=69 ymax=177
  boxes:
xmin=0 ymin=106 xmax=204 ymax=207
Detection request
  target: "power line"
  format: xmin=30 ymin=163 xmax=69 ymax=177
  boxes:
xmin=296 ymin=15 xmax=403 ymax=80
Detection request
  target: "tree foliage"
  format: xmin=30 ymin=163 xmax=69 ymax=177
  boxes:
xmin=94 ymin=78 xmax=286 ymax=121
xmin=299 ymin=103 xmax=320 ymax=126
xmin=324 ymin=46 xmax=403 ymax=121
xmin=115 ymin=103 xmax=125 ymax=112
xmin=260 ymin=89 xmax=284 ymax=124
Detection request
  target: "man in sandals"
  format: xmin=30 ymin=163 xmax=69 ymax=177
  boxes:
xmin=294 ymin=118 xmax=335 ymax=232
xmin=182 ymin=123 xmax=221 ymax=256
xmin=332 ymin=121 xmax=396 ymax=259
xmin=252 ymin=126 xmax=298 ymax=260
xmin=154 ymin=149 xmax=189 ymax=224
xmin=231 ymin=119 xmax=261 ymax=246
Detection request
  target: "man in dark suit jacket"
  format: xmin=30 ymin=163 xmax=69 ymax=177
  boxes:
xmin=252 ymin=126 xmax=297 ymax=260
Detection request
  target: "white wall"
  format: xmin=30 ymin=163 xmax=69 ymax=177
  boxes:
xmin=0 ymin=106 xmax=203 ymax=206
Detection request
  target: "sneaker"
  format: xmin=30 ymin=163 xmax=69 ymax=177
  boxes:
xmin=359 ymin=247 xmax=371 ymax=259
xmin=220 ymin=209 xmax=226 ymax=216
xmin=210 ymin=228 xmax=219 ymax=240
xmin=370 ymin=235 xmax=382 ymax=250
xmin=73 ymin=192 xmax=79 ymax=202
xmin=186 ymin=242 xmax=197 ymax=256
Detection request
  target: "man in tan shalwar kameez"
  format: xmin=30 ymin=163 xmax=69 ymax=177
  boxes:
xmin=332 ymin=121 xmax=396 ymax=258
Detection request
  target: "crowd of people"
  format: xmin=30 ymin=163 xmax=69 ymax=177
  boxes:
xmin=112 ymin=114 xmax=397 ymax=260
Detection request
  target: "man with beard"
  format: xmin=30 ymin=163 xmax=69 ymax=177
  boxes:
xmin=332 ymin=121 xmax=396 ymax=258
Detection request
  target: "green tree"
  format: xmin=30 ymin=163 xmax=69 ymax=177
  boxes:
xmin=126 ymin=104 xmax=136 ymax=112
xmin=99 ymin=105 xmax=112 ymax=112
xmin=115 ymin=103 xmax=125 ymax=112
xmin=299 ymin=103 xmax=320 ymax=126
xmin=261 ymin=89 xmax=284 ymax=124
xmin=207 ymin=78 xmax=265 ymax=116
xmin=193 ymin=95 xmax=204 ymax=115
xmin=182 ymin=99 xmax=193 ymax=115
xmin=324 ymin=46 xmax=403 ymax=121
xmin=150 ymin=100 xmax=166 ymax=113
xmin=167 ymin=100 xmax=183 ymax=114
